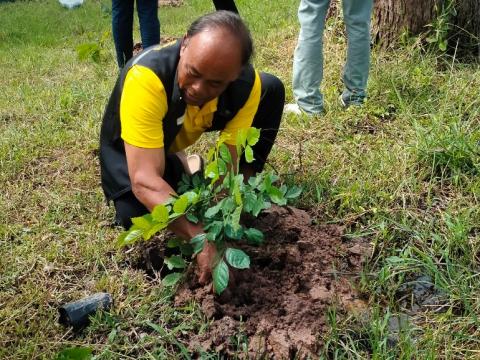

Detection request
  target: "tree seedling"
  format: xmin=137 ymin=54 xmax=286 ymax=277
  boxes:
xmin=117 ymin=127 xmax=301 ymax=294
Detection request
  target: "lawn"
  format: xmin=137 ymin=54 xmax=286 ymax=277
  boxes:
xmin=1 ymin=0 xmax=479 ymax=358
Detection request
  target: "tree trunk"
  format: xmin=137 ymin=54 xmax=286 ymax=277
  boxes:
xmin=449 ymin=0 xmax=480 ymax=58
xmin=372 ymin=0 xmax=439 ymax=46
xmin=372 ymin=0 xmax=480 ymax=59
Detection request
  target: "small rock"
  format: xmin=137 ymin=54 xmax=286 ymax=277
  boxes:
xmin=309 ymin=286 xmax=331 ymax=301
xmin=347 ymin=244 xmax=364 ymax=255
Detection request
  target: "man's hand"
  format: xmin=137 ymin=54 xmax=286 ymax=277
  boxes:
xmin=196 ymin=241 xmax=217 ymax=285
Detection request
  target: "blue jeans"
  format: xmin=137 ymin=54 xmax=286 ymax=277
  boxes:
xmin=112 ymin=0 xmax=160 ymax=68
xmin=292 ymin=0 xmax=373 ymax=114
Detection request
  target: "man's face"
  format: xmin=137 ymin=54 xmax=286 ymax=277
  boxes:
xmin=178 ymin=29 xmax=243 ymax=107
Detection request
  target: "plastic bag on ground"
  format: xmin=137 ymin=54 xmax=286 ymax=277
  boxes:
xmin=59 ymin=0 xmax=84 ymax=9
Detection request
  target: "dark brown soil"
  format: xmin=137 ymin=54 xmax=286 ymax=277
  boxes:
xmin=174 ymin=206 xmax=370 ymax=358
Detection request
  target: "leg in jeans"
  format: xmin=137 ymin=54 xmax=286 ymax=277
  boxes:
xmin=136 ymin=0 xmax=160 ymax=49
xmin=112 ymin=0 xmax=134 ymax=68
xmin=342 ymin=0 xmax=373 ymax=104
xmin=113 ymin=153 xmax=186 ymax=229
xmin=292 ymin=0 xmax=331 ymax=114
xmin=212 ymin=0 xmax=238 ymax=13
xmin=240 ymin=72 xmax=285 ymax=175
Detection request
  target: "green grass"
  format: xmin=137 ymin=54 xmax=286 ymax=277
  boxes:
xmin=1 ymin=0 xmax=480 ymax=358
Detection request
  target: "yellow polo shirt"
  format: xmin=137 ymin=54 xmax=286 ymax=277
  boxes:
xmin=120 ymin=65 xmax=261 ymax=152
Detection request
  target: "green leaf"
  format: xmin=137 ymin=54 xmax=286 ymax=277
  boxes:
xmin=246 ymin=127 xmax=260 ymax=146
xmin=219 ymin=143 xmax=232 ymax=164
xmin=231 ymin=205 xmax=243 ymax=230
xmin=131 ymin=215 xmax=152 ymax=230
xmin=143 ymin=222 xmax=167 ymax=240
xmin=167 ymin=238 xmax=182 ymax=248
xmin=243 ymin=192 xmax=257 ymax=212
xmin=205 ymin=221 xmax=223 ymax=240
xmin=439 ymin=40 xmax=447 ymax=51
xmin=205 ymin=200 xmax=223 ymax=218
xmin=206 ymin=147 xmax=216 ymax=161
xmin=268 ymin=186 xmax=287 ymax=206
xmin=225 ymin=223 xmax=244 ymax=240
xmin=192 ymin=174 xmax=202 ymax=188
xmin=248 ymin=175 xmax=262 ymax=188
xmin=222 ymin=197 xmax=236 ymax=213
xmin=205 ymin=160 xmax=219 ymax=179
xmin=151 ymin=204 xmax=169 ymax=223
xmin=56 ymin=347 xmax=92 ymax=360
xmin=217 ymin=158 xmax=227 ymax=175
xmin=233 ymin=180 xmax=242 ymax=205
xmin=245 ymin=145 xmax=254 ymax=163
xmin=164 ymin=256 xmax=186 ymax=270
xmin=173 ymin=194 xmax=189 ymax=214
xmin=179 ymin=243 xmax=194 ymax=256
xmin=117 ymin=229 xmax=143 ymax=247
xmin=190 ymin=233 xmax=206 ymax=254
xmin=252 ymin=195 xmax=269 ymax=217
xmin=184 ymin=191 xmax=199 ymax=202
xmin=186 ymin=212 xmax=199 ymax=223
xmin=236 ymin=129 xmax=248 ymax=148
xmin=244 ymin=228 xmax=264 ymax=245
xmin=162 ymin=273 xmax=182 ymax=286
xmin=213 ymin=260 xmax=229 ymax=294
xmin=285 ymin=186 xmax=302 ymax=199
xmin=225 ymin=248 xmax=250 ymax=269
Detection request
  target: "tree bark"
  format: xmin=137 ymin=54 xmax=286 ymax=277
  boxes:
xmin=372 ymin=0 xmax=479 ymax=58
xmin=372 ymin=0 xmax=439 ymax=46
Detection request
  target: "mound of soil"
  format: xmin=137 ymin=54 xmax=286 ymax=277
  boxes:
xmin=174 ymin=206 xmax=370 ymax=358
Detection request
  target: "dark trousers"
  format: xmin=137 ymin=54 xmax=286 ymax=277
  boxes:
xmin=112 ymin=0 xmax=160 ymax=68
xmin=114 ymin=72 xmax=285 ymax=229
xmin=212 ymin=0 xmax=238 ymax=13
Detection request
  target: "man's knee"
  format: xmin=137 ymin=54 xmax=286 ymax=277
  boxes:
xmin=113 ymin=191 xmax=148 ymax=229
xmin=260 ymin=72 xmax=286 ymax=105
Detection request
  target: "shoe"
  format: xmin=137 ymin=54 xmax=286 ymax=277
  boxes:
xmin=284 ymin=103 xmax=304 ymax=116
xmin=185 ymin=154 xmax=204 ymax=176
xmin=339 ymin=94 xmax=365 ymax=109
xmin=284 ymin=103 xmax=324 ymax=117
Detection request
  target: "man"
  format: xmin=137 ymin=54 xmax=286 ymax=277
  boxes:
xmin=285 ymin=0 xmax=373 ymax=115
xmin=100 ymin=11 xmax=285 ymax=282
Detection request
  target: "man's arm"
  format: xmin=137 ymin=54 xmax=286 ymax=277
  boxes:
xmin=124 ymin=142 xmax=216 ymax=283
xmin=124 ymin=143 xmax=203 ymax=240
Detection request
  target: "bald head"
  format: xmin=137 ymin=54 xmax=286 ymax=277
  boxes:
xmin=185 ymin=10 xmax=253 ymax=66
xmin=177 ymin=12 xmax=253 ymax=107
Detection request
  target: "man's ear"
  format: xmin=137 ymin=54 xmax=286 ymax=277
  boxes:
xmin=180 ymin=35 xmax=189 ymax=54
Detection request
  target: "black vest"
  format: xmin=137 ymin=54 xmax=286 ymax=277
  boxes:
xmin=99 ymin=41 xmax=256 ymax=200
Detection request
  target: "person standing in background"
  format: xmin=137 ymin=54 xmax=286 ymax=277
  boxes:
xmin=285 ymin=0 xmax=373 ymax=116
xmin=112 ymin=0 xmax=160 ymax=68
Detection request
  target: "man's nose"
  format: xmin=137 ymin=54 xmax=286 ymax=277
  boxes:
xmin=190 ymin=80 xmax=204 ymax=94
